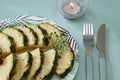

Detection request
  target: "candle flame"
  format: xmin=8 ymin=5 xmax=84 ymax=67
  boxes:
xmin=70 ymin=2 xmax=74 ymax=9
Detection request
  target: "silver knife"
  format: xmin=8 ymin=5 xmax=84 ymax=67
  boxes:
xmin=96 ymin=24 xmax=107 ymax=80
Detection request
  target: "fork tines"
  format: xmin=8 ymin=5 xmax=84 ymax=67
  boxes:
xmin=83 ymin=23 xmax=93 ymax=36
xmin=83 ymin=23 xmax=94 ymax=47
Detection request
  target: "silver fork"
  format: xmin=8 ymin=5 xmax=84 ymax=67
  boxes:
xmin=83 ymin=23 xmax=94 ymax=80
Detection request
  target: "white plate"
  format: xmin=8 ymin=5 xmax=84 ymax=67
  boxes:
xmin=0 ymin=15 xmax=80 ymax=80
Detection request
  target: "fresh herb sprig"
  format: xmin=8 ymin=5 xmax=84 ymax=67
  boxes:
xmin=50 ymin=32 xmax=69 ymax=54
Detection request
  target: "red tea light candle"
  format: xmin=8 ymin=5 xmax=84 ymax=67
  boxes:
xmin=63 ymin=2 xmax=80 ymax=15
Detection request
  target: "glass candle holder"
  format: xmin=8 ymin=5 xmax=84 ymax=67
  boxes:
xmin=57 ymin=0 xmax=89 ymax=19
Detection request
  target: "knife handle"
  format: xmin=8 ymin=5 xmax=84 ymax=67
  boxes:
xmin=99 ymin=57 xmax=107 ymax=80
xmin=86 ymin=56 xmax=94 ymax=80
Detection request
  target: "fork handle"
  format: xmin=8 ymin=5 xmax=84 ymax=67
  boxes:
xmin=99 ymin=57 xmax=107 ymax=80
xmin=86 ymin=56 xmax=94 ymax=80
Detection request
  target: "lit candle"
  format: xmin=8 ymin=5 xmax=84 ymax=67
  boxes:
xmin=63 ymin=2 xmax=80 ymax=15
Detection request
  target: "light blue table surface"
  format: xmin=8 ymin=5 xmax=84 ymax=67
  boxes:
xmin=0 ymin=0 xmax=120 ymax=80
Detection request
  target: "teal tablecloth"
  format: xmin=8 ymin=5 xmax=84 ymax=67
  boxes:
xmin=0 ymin=0 xmax=120 ymax=80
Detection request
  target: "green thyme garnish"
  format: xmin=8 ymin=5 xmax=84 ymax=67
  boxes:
xmin=50 ymin=32 xmax=69 ymax=54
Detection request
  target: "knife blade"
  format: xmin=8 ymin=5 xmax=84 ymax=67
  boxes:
xmin=96 ymin=24 xmax=106 ymax=57
xmin=96 ymin=24 xmax=107 ymax=80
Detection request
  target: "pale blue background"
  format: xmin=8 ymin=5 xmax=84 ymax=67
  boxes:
xmin=0 ymin=0 xmax=120 ymax=80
